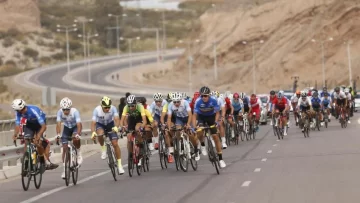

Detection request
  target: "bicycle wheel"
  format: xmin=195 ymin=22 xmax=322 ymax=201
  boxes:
xmin=128 ymin=155 xmax=134 ymax=177
xmin=173 ymin=139 xmax=180 ymax=171
xmin=64 ymin=149 xmax=71 ymax=186
xmin=303 ymin=119 xmax=308 ymax=138
xmin=252 ymin=121 xmax=256 ymax=140
xmin=142 ymin=140 xmax=148 ymax=172
xmin=135 ymin=145 xmax=142 ymax=176
xmin=179 ymin=139 xmax=189 ymax=172
xmin=158 ymin=134 xmax=166 ymax=169
xmin=316 ymin=114 xmax=320 ymax=131
xmin=225 ymin=123 xmax=231 ymax=146
xmin=106 ymin=145 xmax=117 ymax=181
xmin=207 ymin=136 xmax=220 ymax=175
xmin=21 ymin=152 xmax=31 ymax=191
xmin=33 ymin=154 xmax=43 ymax=189
xmin=72 ymin=149 xmax=79 ymax=185
xmin=189 ymin=142 xmax=198 ymax=171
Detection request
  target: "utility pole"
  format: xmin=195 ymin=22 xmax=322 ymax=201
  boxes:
xmin=291 ymin=76 xmax=299 ymax=92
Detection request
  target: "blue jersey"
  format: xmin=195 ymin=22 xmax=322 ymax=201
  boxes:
xmin=321 ymin=97 xmax=331 ymax=107
xmin=311 ymin=97 xmax=321 ymax=108
xmin=194 ymin=97 xmax=220 ymax=116
xmin=242 ymin=97 xmax=250 ymax=109
xmin=15 ymin=105 xmax=46 ymax=126
xmin=231 ymin=99 xmax=242 ymax=111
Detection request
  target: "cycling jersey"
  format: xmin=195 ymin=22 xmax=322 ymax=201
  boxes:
xmin=224 ymin=97 xmax=231 ymax=110
xmin=144 ymin=108 xmax=154 ymax=123
xmin=242 ymin=97 xmax=250 ymax=109
xmin=297 ymin=97 xmax=312 ymax=110
xmin=217 ymin=97 xmax=225 ymax=108
xmin=231 ymin=99 xmax=243 ymax=111
xmin=149 ymin=100 xmax=167 ymax=116
xmin=92 ymin=105 xmax=119 ymax=125
xmin=321 ymin=97 xmax=332 ymax=107
xmin=167 ymin=100 xmax=191 ymax=118
xmin=290 ymin=94 xmax=300 ymax=104
xmin=122 ymin=104 xmax=145 ymax=118
xmin=56 ymin=108 xmax=81 ymax=128
xmin=194 ymin=97 xmax=220 ymax=116
xmin=15 ymin=105 xmax=46 ymax=126
xmin=320 ymin=91 xmax=328 ymax=97
xmin=311 ymin=97 xmax=321 ymax=108
xmin=272 ymin=97 xmax=287 ymax=109
xmin=190 ymin=95 xmax=200 ymax=112
xmin=345 ymin=93 xmax=352 ymax=100
xmin=250 ymin=97 xmax=261 ymax=110
xmin=333 ymin=91 xmax=346 ymax=100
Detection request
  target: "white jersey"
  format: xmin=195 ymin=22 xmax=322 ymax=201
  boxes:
xmin=149 ymin=100 xmax=167 ymax=116
xmin=167 ymin=99 xmax=191 ymax=118
xmin=345 ymin=93 xmax=352 ymax=100
xmin=217 ymin=97 xmax=225 ymax=108
xmin=290 ymin=94 xmax=299 ymax=103
xmin=333 ymin=91 xmax=346 ymax=100
xmin=56 ymin=108 xmax=81 ymax=128
xmin=297 ymin=97 xmax=312 ymax=107
xmin=92 ymin=105 xmax=119 ymax=125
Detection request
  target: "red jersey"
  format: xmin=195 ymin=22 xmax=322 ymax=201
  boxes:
xmin=225 ymin=97 xmax=231 ymax=110
xmin=250 ymin=97 xmax=260 ymax=110
xmin=190 ymin=95 xmax=200 ymax=111
xmin=272 ymin=97 xmax=287 ymax=108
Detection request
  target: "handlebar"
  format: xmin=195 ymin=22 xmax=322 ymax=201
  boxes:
xmin=196 ymin=125 xmax=217 ymax=132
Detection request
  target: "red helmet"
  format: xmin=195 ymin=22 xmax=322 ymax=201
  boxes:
xmin=233 ymin=93 xmax=239 ymax=99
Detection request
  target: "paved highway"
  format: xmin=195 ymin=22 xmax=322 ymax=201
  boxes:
xmin=1 ymin=118 xmax=359 ymax=203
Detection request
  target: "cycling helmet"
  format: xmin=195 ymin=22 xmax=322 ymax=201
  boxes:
xmin=228 ymin=93 xmax=233 ymax=99
xmin=233 ymin=93 xmax=240 ymax=99
xmin=301 ymin=91 xmax=307 ymax=97
xmin=270 ymin=90 xmax=276 ymax=95
xmin=277 ymin=90 xmax=284 ymax=98
xmin=180 ymin=92 xmax=187 ymax=99
xmin=60 ymin=97 xmax=72 ymax=109
xmin=199 ymin=86 xmax=211 ymax=95
xmin=323 ymin=86 xmax=327 ymax=91
xmin=344 ymin=88 xmax=350 ymax=93
xmin=251 ymin=93 xmax=256 ymax=98
xmin=210 ymin=91 xmax=216 ymax=96
xmin=334 ymin=87 xmax=340 ymax=92
xmin=214 ymin=91 xmax=220 ymax=98
xmin=172 ymin=92 xmax=182 ymax=101
xmin=126 ymin=95 xmax=136 ymax=104
xmin=324 ymin=92 xmax=329 ymax=97
xmin=219 ymin=94 xmax=224 ymax=99
xmin=139 ymin=97 xmax=147 ymax=104
xmin=296 ymin=90 xmax=301 ymax=95
xmin=12 ymin=99 xmax=26 ymax=111
xmin=101 ymin=96 xmax=112 ymax=107
xmin=224 ymin=91 xmax=231 ymax=98
xmin=313 ymin=92 xmax=319 ymax=97
xmin=239 ymin=92 xmax=246 ymax=99
xmin=153 ymin=93 xmax=163 ymax=101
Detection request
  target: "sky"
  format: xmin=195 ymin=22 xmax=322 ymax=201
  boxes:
xmin=119 ymin=0 xmax=181 ymax=10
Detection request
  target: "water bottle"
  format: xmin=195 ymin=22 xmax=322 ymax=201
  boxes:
xmin=31 ymin=151 xmax=37 ymax=165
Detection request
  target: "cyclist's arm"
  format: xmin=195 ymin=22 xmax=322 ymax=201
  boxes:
xmin=14 ymin=113 xmax=20 ymax=137
xmin=166 ymin=103 xmax=173 ymax=129
xmin=74 ymin=110 xmax=82 ymax=135
xmin=160 ymin=103 xmax=168 ymax=125
xmin=120 ymin=105 xmax=129 ymax=127
xmin=140 ymin=105 xmax=147 ymax=128
xmin=185 ymin=101 xmax=192 ymax=126
xmin=91 ymin=108 xmax=97 ymax=133
xmin=111 ymin=106 xmax=120 ymax=127
xmin=31 ymin=108 xmax=46 ymax=137
xmin=56 ymin=109 xmax=62 ymax=135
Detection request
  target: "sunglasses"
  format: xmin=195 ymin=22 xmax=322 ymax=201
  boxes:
xmin=155 ymin=100 xmax=162 ymax=103
xmin=102 ymin=106 xmax=111 ymax=109
xmin=62 ymin=108 xmax=70 ymax=111
xmin=173 ymin=101 xmax=180 ymax=104
xmin=128 ymin=104 xmax=136 ymax=107
xmin=201 ymin=95 xmax=209 ymax=98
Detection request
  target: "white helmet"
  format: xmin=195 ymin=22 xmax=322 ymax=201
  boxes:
xmin=228 ymin=93 xmax=233 ymax=99
xmin=224 ymin=91 xmax=231 ymax=98
xmin=239 ymin=92 xmax=246 ymax=99
xmin=219 ymin=94 xmax=224 ymax=99
xmin=60 ymin=97 xmax=72 ymax=109
xmin=153 ymin=93 xmax=163 ymax=101
xmin=344 ymin=88 xmax=350 ymax=93
xmin=181 ymin=92 xmax=187 ymax=99
xmin=12 ymin=99 xmax=26 ymax=111
xmin=301 ymin=91 xmax=307 ymax=97
xmin=172 ymin=92 xmax=182 ymax=101
xmin=126 ymin=95 xmax=136 ymax=104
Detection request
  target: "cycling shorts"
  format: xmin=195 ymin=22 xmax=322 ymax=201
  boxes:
xmin=61 ymin=126 xmax=78 ymax=144
xmin=96 ymin=121 xmax=118 ymax=140
xmin=197 ymin=114 xmax=217 ymax=134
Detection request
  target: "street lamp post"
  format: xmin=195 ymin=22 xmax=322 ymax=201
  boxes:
xmin=178 ymin=39 xmax=200 ymax=93
xmin=108 ymin=14 xmax=122 ymax=56
xmin=213 ymin=41 xmax=218 ymax=80
xmin=120 ymin=37 xmax=140 ymax=83
xmin=311 ymin=37 xmax=333 ymax=87
xmin=74 ymin=18 xmax=93 ymax=68
xmin=78 ymin=33 xmax=98 ymax=83
xmin=345 ymin=41 xmax=353 ymax=86
xmin=57 ymin=24 xmax=78 ymax=73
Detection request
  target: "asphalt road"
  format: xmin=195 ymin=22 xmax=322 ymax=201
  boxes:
xmin=32 ymin=53 xmax=181 ymax=97
xmin=1 ymin=117 xmax=360 ymax=203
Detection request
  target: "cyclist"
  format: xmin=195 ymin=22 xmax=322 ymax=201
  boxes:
xmin=311 ymin=92 xmax=323 ymax=126
xmin=267 ymin=90 xmax=276 ymax=125
xmin=320 ymin=87 xmax=328 ymax=97
xmin=291 ymin=91 xmax=301 ymax=125
xmin=231 ymin=93 xmax=243 ymax=136
xmin=12 ymin=99 xmax=47 ymax=174
xmin=167 ymin=92 xmax=200 ymax=161
xmin=272 ymin=91 xmax=289 ymax=136
xmin=56 ymin=97 xmax=82 ymax=179
xmin=149 ymin=93 xmax=167 ymax=150
xmin=190 ymin=92 xmax=200 ymax=113
xmin=297 ymin=91 xmax=313 ymax=132
xmin=160 ymin=92 xmax=176 ymax=163
xmin=138 ymin=97 xmax=157 ymax=151
xmin=321 ymin=92 xmax=332 ymax=122
xmin=333 ymin=86 xmax=348 ymax=121
xmin=344 ymin=88 xmax=352 ymax=123
xmin=193 ymin=86 xmax=226 ymax=168
xmin=220 ymin=92 xmax=234 ymax=148
xmin=91 ymin=96 xmax=124 ymax=174
xmin=120 ymin=95 xmax=147 ymax=166
xmin=249 ymin=93 xmax=261 ymax=132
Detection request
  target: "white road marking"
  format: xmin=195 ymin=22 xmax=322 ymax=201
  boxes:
xmin=267 ymin=150 xmax=272 ymax=154
xmin=357 ymin=118 xmax=360 ymax=124
xmin=276 ymin=140 xmax=280 ymax=141
xmin=242 ymin=181 xmax=251 ymax=187
xmin=254 ymin=168 xmax=261 ymax=172
xmin=21 ymin=151 xmax=159 ymax=203
xmin=273 ymin=144 xmax=277 ymax=147
xmin=261 ymin=158 xmax=267 ymax=162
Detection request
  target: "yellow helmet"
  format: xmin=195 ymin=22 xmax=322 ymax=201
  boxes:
xmin=214 ymin=91 xmax=220 ymax=98
xmin=101 ymin=96 xmax=112 ymax=107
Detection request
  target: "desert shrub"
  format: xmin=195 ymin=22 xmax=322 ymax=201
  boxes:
xmin=23 ymin=48 xmax=39 ymax=59
xmin=40 ymin=56 xmax=51 ymax=64
xmin=69 ymin=40 xmax=82 ymax=50
xmin=13 ymin=54 xmax=21 ymax=59
xmin=51 ymin=52 xmax=66 ymax=61
xmin=0 ymin=79 xmax=8 ymax=92
xmin=5 ymin=60 xmax=17 ymax=68
xmin=41 ymin=32 xmax=53 ymax=39
xmin=36 ymin=39 xmax=46 ymax=46
xmin=0 ymin=65 xmax=22 ymax=77
xmin=7 ymin=28 xmax=20 ymax=37
xmin=21 ymin=39 xmax=28 ymax=45
xmin=2 ymin=37 xmax=14 ymax=48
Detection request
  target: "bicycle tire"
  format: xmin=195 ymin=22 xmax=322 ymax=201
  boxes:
xmin=173 ymin=139 xmax=180 ymax=171
xmin=65 ymin=150 xmax=71 ymax=186
xmin=21 ymin=152 xmax=31 ymax=191
xmin=107 ymin=144 xmax=117 ymax=181
xmin=316 ymin=114 xmax=320 ymax=131
xmin=158 ymin=134 xmax=166 ymax=169
xmin=225 ymin=123 xmax=231 ymax=146
xmin=252 ymin=120 xmax=257 ymax=140
xmin=179 ymin=139 xmax=189 ymax=172
xmin=33 ymin=155 xmax=43 ymax=189
xmin=207 ymin=137 xmax=220 ymax=175
xmin=135 ymin=145 xmax=142 ymax=176
xmin=72 ymin=149 xmax=79 ymax=185
xmin=128 ymin=156 xmax=134 ymax=177
xmin=189 ymin=142 xmax=198 ymax=171
xmin=142 ymin=140 xmax=148 ymax=172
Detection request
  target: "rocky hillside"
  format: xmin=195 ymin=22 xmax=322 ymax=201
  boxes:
xmin=0 ymin=0 xmax=40 ymax=32
xmin=171 ymin=0 xmax=360 ymax=93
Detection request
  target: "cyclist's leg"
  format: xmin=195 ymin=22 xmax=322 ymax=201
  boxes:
xmin=219 ymin=110 xmax=226 ymax=147
xmin=152 ymin=116 xmax=159 ymax=149
xmin=206 ymin=115 xmax=226 ymax=167
xmin=107 ymin=122 xmax=124 ymax=173
xmin=196 ymin=114 xmax=207 ymax=156
xmin=95 ymin=123 xmax=107 ymax=159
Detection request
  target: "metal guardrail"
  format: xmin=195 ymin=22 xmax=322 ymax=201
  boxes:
xmin=0 ymin=129 xmax=95 ymax=170
xmin=0 ymin=115 xmax=57 ymax=132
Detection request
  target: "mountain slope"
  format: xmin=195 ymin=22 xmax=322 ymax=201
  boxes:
xmin=172 ymin=0 xmax=360 ymax=93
